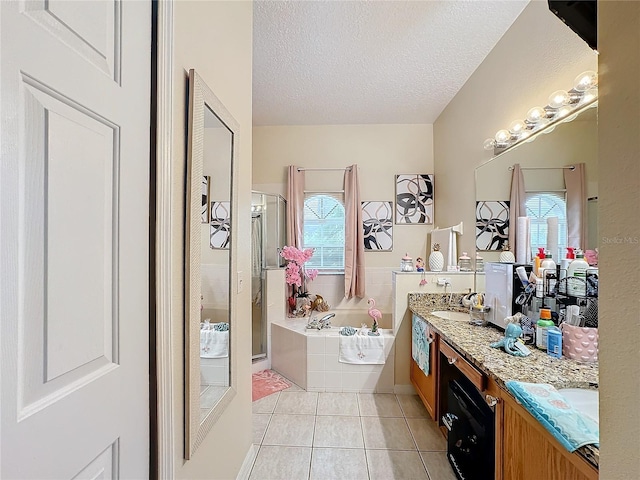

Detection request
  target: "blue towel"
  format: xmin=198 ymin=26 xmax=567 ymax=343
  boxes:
xmin=213 ymin=322 xmax=229 ymax=332
xmin=411 ymin=314 xmax=430 ymax=375
xmin=505 ymin=381 xmax=599 ymax=452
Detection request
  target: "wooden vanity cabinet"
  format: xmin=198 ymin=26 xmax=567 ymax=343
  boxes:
xmin=410 ymin=328 xmax=598 ymax=480
xmin=500 ymin=392 xmax=598 ymax=480
xmin=410 ymin=326 xmax=439 ymax=420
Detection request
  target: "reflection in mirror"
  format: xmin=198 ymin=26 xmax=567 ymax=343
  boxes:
xmin=185 ymin=70 xmax=239 ymax=458
xmin=251 ymin=191 xmax=287 ymax=360
xmin=475 ymin=103 xmax=598 ymax=269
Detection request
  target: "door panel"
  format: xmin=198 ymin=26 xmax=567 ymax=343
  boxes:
xmin=1 ymin=1 xmax=150 ymax=478
xmin=22 ymin=0 xmax=121 ymax=82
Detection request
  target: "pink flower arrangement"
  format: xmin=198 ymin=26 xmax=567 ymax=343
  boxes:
xmin=280 ymin=245 xmax=318 ymax=292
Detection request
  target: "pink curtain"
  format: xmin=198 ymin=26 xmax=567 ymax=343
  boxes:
xmin=344 ymin=165 xmax=365 ymax=299
xmin=564 ymin=163 xmax=587 ymax=250
xmin=508 ymin=163 xmax=526 ymax=255
xmin=286 ymin=165 xmax=305 ymax=248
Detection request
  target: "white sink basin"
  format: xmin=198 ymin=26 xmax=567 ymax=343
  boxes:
xmin=558 ymin=388 xmax=599 ymax=424
xmin=429 ymin=310 xmax=470 ymax=322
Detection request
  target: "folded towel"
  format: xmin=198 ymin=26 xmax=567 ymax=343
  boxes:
xmin=412 ymin=314 xmax=430 ymax=375
xmin=340 ymin=326 xmax=356 ymax=336
xmin=505 ymin=381 xmax=599 ymax=452
xmin=200 ymin=329 xmax=229 ymax=358
xmin=339 ymin=334 xmax=385 ymax=364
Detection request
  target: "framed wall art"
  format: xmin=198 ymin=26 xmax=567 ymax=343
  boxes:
xmin=362 ymin=201 xmax=393 ymax=251
xmin=395 ymin=174 xmax=434 ymax=224
xmin=476 ymin=200 xmax=510 ymax=250
xmin=210 ymin=201 xmax=231 ymax=249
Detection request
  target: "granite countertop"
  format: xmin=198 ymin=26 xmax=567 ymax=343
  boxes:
xmin=408 ymin=292 xmax=599 ymax=468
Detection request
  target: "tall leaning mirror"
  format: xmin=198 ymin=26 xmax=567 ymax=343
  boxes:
xmin=185 ymin=69 xmax=238 ymax=458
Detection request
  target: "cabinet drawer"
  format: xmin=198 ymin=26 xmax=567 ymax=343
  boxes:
xmin=440 ymin=340 xmax=486 ymax=391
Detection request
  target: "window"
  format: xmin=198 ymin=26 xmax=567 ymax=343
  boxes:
xmin=303 ymin=194 xmax=345 ymax=272
xmin=525 ymin=192 xmax=567 ymax=259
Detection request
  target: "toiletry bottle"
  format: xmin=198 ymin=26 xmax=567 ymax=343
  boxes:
xmin=540 ymin=253 xmax=557 ymax=295
xmin=559 ymin=247 xmax=575 ymax=294
xmin=536 ymin=309 xmax=554 ymax=350
xmin=546 ymin=326 xmax=562 ymax=358
xmin=533 ymin=247 xmax=544 ymax=276
xmin=567 ymin=250 xmax=589 ymax=297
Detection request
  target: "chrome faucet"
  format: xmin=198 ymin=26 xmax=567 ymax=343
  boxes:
xmin=306 ymin=313 xmax=336 ymax=330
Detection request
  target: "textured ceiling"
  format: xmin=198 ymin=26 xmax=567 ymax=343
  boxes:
xmin=253 ymin=0 xmax=529 ymax=126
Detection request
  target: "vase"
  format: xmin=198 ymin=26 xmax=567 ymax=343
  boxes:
xmin=429 ymin=250 xmax=444 ymax=272
xmin=499 ymin=250 xmax=515 ymax=263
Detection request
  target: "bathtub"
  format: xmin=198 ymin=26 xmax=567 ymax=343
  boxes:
xmin=271 ymin=315 xmax=395 ymax=393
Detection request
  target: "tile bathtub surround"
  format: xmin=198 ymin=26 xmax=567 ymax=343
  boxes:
xmin=250 ymin=389 xmax=455 ymax=480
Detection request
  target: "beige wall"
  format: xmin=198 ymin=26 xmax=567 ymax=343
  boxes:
xmin=433 ymin=0 xmax=597 ymax=257
xmin=598 ymin=2 xmax=640 ymax=478
xmin=253 ymin=124 xmax=436 ymax=389
xmin=173 ymin=1 xmax=253 ymax=478
xmin=253 ymin=124 xmax=435 ymax=311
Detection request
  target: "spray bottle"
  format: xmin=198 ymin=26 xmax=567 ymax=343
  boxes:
xmin=560 ymin=247 xmax=575 ymax=294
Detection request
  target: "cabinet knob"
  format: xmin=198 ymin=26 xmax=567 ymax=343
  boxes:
xmin=485 ymin=394 xmax=499 ymax=407
xmin=447 ymin=356 xmax=457 ymax=365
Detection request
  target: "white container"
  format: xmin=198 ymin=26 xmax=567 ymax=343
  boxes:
xmin=458 ymin=252 xmax=472 ymax=272
xmin=540 ymin=254 xmax=557 ymax=295
xmin=567 ymin=251 xmax=589 ymax=297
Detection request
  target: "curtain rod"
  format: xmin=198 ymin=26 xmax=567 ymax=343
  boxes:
xmin=304 ymin=190 xmax=345 ymax=194
xmin=297 ymin=167 xmax=352 ymax=172
xmin=509 ymin=165 xmax=575 ymax=171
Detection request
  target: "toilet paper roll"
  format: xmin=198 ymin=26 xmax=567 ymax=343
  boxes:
xmin=547 ymin=217 xmax=559 ymax=260
xmin=516 ymin=216 xmax=531 ymax=264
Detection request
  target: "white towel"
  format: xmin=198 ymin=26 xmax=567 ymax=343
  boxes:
xmin=339 ymin=334 xmax=385 ymax=365
xmin=200 ymin=329 xmax=229 ymax=358
xmin=431 ymin=227 xmax=457 ymax=270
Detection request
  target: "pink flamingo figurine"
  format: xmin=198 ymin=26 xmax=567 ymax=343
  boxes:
xmin=367 ymin=298 xmax=382 ymax=334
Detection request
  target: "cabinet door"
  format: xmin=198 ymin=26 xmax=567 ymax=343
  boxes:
xmin=502 ymin=394 xmax=598 ymax=480
xmin=410 ymin=327 xmax=438 ymax=420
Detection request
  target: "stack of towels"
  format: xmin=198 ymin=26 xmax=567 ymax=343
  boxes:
xmin=338 ymin=328 xmax=385 ymax=365
xmin=200 ymin=322 xmax=229 ymax=358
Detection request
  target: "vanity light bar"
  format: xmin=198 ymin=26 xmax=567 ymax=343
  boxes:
xmin=483 ymin=71 xmax=598 ymax=155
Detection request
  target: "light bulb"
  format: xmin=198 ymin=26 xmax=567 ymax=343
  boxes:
xmin=580 ymin=87 xmax=598 ymax=104
xmin=525 ymin=107 xmax=546 ymax=124
xmin=574 ymin=71 xmax=597 ymax=92
xmin=483 ymin=138 xmax=496 ymax=151
xmin=548 ymin=90 xmax=569 ymax=109
xmin=509 ymin=120 xmax=525 ymax=135
xmin=495 ymin=129 xmax=511 ymax=144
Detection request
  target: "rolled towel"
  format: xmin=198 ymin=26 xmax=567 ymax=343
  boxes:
xmin=213 ymin=322 xmax=229 ymax=331
xmin=340 ymin=326 xmax=356 ymax=336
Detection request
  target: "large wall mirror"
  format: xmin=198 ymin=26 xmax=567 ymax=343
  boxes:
xmin=474 ymin=101 xmax=598 ymax=282
xmin=185 ymin=69 xmax=239 ymax=458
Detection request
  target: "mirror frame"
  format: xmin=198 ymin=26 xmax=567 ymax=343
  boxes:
xmin=185 ymin=69 xmax=239 ymax=458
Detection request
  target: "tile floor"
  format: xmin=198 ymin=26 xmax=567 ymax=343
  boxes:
xmin=250 ymin=382 xmax=457 ymax=479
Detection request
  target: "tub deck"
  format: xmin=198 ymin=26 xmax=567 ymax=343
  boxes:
xmin=271 ymin=317 xmax=395 ymax=393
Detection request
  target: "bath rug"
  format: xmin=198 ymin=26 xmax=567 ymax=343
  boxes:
xmin=252 ymin=369 xmax=291 ymax=402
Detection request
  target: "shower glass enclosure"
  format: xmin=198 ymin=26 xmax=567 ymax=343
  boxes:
xmin=251 ymin=191 xmax=286 ymax=360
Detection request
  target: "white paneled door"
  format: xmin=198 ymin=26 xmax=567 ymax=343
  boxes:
xmin=1 ymin=1 xmax=151 ymax=478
